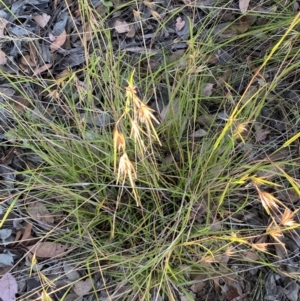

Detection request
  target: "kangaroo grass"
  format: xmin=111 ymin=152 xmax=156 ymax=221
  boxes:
xmin=1 ymin=0 xmax=300 ymax=300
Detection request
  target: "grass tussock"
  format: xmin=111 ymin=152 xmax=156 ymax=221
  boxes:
xmin=1 ymin=0 xmax=300 ymax=300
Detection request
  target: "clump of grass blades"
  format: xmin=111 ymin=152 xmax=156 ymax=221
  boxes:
xmin=2 ymin=2 xmax=300 ymax=301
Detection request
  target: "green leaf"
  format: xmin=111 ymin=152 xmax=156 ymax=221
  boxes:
xmin=102 ymin=0 xmax=114 ymax=7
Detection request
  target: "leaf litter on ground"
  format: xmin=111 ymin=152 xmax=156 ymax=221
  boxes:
xmin=0 ymin=273 xmax=18 ymax=301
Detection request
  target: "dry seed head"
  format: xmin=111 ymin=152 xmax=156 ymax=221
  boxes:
xmin=225 ymin=246 xmax=235 ymax=257
xmin=201 ymin=255 xmax=216 ymax=263
xmin=267 ymin=223 xmax=286 ymax=251
xmin=125 ymin=83 xmax=138 ymax=101
xmin=133 ymin=9 xmax=142 ymax=20
xmin=125 ymin=82 xmax=143 ymax=114
xmin=131 ymin=119 xmax=142 ymax=138
xmin=113 ymin=126 xmax=126 ymax=153
xmin=236 ymin=122 xmax=248 ymax=134
xmin=267 ymin=223 xmax=283 ymax=238
xmin=130 ymin=119 xmax=146 ymax=152
xmin=137 ymin=103 xmax=160 ymax=125
xmin=116 ymin=153 xmax=140 ymax=205
xmin=257 ymin=189 xmax=283 ymax=215
xmin=280 ymin=208 xmax=296 ymax=226
xmin=48 ymin=89 xmax=60 ymax=100
xmin=116 ymin=153 xmax=137 ymax=186
xmin=143 ymin=0 xmax=155 ymax=9
xmin=150 ymin=10 xmax=161 ymax=20
xmin=132 ymin=94 xmax=143 ymax=110
xmin=251 ymin=242 xmax=269 ymax=252
xmin=232 ymin=121 xmax=248 ymax=143
xmin=137 ymin=104 xmax=161 ymax=145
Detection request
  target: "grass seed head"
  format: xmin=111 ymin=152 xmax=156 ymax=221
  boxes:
xmin=137 ymin=104 xmax=159 ymax=125
xmin=116 ymin=153 xmax=137 ymax=186
xmin=113 ymin=126 xmax=126 ymax=153
xmin=257 ymin=189 xmax=283 ymax=215
xmin=280 ymin=208 xmax=296 ymax=226
xmin=125 ymin=84 xmax=140 ymax=106
xmin=130 ymin=119 xmax=146 ymax=153
xmin=232 ymin=121 xmax=249 ymax=143
xmin=137 ymin=104 xmax=161 ymax=145
xmin=116 ymin=152 xmax=140 ymax=206
xmin=267 ymin=223 xmax=286 ymax=252
xmin=251 ymin=242 xmax=269 ymax=253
